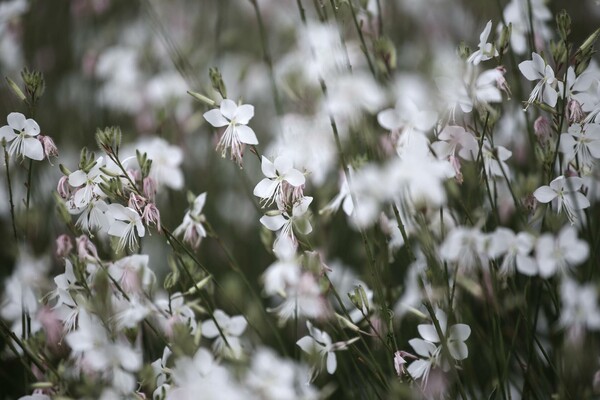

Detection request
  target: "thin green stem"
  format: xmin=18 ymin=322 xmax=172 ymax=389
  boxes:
xmin=3 ymin=145 xmax=18 ymax=239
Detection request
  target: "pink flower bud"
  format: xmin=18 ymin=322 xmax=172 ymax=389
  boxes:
xmin=76 ymin=235 xmax=99 ymax=261
xmin=534 ymin=116 xmax=552 ymax=146
xmin=38 ymin=135 xmax=59 ymax=162
xmin=55 ymin=234 xmax=73 ymax=258
xmin=495 ymin=66 xmax=512 ymax=98
xmin=568 ymin=99 xmax=585 ymax=124
xmin=57 ymin=176 xmax=72 ymax=200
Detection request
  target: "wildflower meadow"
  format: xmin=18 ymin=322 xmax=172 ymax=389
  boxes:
xmin=2 ymin=0 xmax=600 ymax=398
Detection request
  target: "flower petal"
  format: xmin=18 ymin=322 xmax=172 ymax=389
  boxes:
xmin=260 ymin=215 xmax=286 ymax=231
xmin=23 ymin=137 xmax=44 ymax=160
xmin=449 ymin=324 xmax=471 ymax=341
xmin=220 ymin=99 xmax=237 ymax=120
xmin=234 ymin=104 xmax=254 ymax=124
xmin=203 ymin=109 xmax=229 ymax=127
xmin=236 ymin=125 xmax=258 ymax=145
xmin=533 ymin=186 xmax=556 ymax=203
xmin=326 ymin=351 xmax=337 ymax=374
xmin=7 ymin=112 xmax=26 ymax=131
xmin=418 ymin=324 xmax=440 ymax=342
xmin=284 ymin=168 xmax=305 ymax=187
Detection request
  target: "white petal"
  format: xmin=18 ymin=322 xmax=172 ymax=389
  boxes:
xmin=203 ymin=109 xmax=229 ymax=127
xmin=253 ymin=179 xmax=278 ymax=199
xmin=516 ymin=255 xmax=537 ymax=276
xmin=220 ymin=99 xmax=238 ymax=120
xmin=418 ymin=324 xmax=440 ymax=342
xmin=236 ymin=125 xmax=258 ymax=145
xmin=448 ymin=341 xmax=469 ymax=360
xmin=227 ymin=316 xmax=247 ymax=336
xmin=0 ymin=125 xmax=16 ymax=141
xmin=326 ymin=351 xmax=337 ymax=374
xmin=284 ymin=169 xmax=305 ymax=187
xmin=296 ymin=336 xmax=315 ymax=353
xmin=23 ymin=119 xmax=40 ymax=136
xmin=449 ymin=324 xmax=471 ymax=341
xmin=274 ymin=155 xmax=293 ymax=174
xmin=201 ymin=320 xmax=219 ymax=338
xmin=260 ymin=156 xmax=276 ymax=178
xmin=542 ymin=87 xmax=558 ymax=107
xmin=7 ymin=112 xmax=26 ymax=131
xmin=533 ymin=186 xmax=556 ymax=203
xmin=260 ymin=215 xmax=286 ymax=231
xmin=409 ymin=338 xmax=436 ymax=357
xmin=377 ymin=109 xmax=401 ymax=130
xmin=108 ymin=221 xmax=129 ymax=237
xmin=23 ymin=137 xmax=44 ymax=160
xmin=234 ymin=104 xmax=254 ymax=124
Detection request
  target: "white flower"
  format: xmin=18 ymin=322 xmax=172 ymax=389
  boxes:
xmin=133 ymin=137 xmax=184 ymax=190
xmin=108 ymin=254 xmax=155 ymax=294
xmin=173 ymin=192 xmax=208 ymax=249
xmin=202 ymin=309 xmax=247 ymax=359
xmin=560 ymin=278 xmax=600 ymax=332
xmin=68 ymin=156 xmax=107 ymax=208
xmin=253 ymin=155 xmax=305 ymax=207
xmin=407 ymin=338 xmax=439 ymax=384
xmin=467 ymin=20 xmax=498 ymax=65
xmin=533 ymin=176 xmax=590 ymax=224
xmin=204 ymin=99 xmax=258 ymax=165
xmin=296 ymin=320 xmax=359 ymax=379
xmin=107 ymin=203 xmax=146 ymax=251
xmin=262 ymin=236 xmax=301 ymax=296
xmin=0 ymin=112 xmax=43 ymax=160
xmin=154 ymin=293 xmax=198 ymax=336
xmin=260 ymin=196 xmax=313 ymax=246
xmin=519 ymin=52 xmax=562 ymax=109
xmin=417 ymin=309 xmax=471 ymax=361
xmin=321 ymin=170 xmax=354 ymax=216
xmin=535 ymin=225 xmax=589 ymax=278
xmin=491 ymin=228 xmax=537 ymax=276
xmin=560 ymin=123 xmax=600 ymax=174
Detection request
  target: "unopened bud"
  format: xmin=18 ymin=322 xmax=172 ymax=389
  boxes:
xmin=143 ymin=176 xmax=157 ymax=201
xmin=534 ymin=116 xmax=552 ymax=147
xmin=335 ymin=313 xmax=360 ymax=332
xmin=209 ymin=67 xmax=228 ymax=99
xmin=55 ymin=234 xmax=73 ymax=258
xmin=498 ymin=23 xmax=512 ymax=54
xmin=187 ymin=91 xmax=216 ymax=107
xmin=556 ymin=10 xmax=571 ymax=41
xmin=76 ymin=235 xmax=99 ymax=261
xmin=38 ymin=135 xmax=59 ymax=162
xmin=5 ymin=76 xmax=26 ymax=101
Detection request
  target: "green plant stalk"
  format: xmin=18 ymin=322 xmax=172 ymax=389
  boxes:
xmin=3 ymin=145 xmax=18 ymax=239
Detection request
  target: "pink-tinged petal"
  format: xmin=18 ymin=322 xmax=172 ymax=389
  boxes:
xmin=274 ymin=155 xmax=293 ymax=174
xmin=296 ymin=336 xmax=316 ymax=353
xmin=23 ymin=119 xmax=40 ymax=136
xmin=253 ymin=179 xmax=278 ymax=199
xmin=418 ymin=324 xmax=440 ymax=342
xmin=236 ymin=125 xmax=258 ymax=145
xmin=533 ymin=186 xmax=556 ymax=203
xmin=7 ymin=112 xmax=26 ymax=131
xmin=227 ymin=316 xmax=247 ymax=336
xmin=377 ymin=109 xmax=401 ymax=130
xmin=234 ymin=104 xmax=254 ymax=124
xmin=23 ymin=137 xmax=44 ymax=160
xmin=260 ymin=214 xmax=287 ymax=231
xmin=284 ymin=168 xmax=305 ymax=187
xmin=449 ymin=324 xmax=471 ymax=341
xmin=220 ymin=99 xmax=237 ymax=120
xmin=326 ymin=351 xmax=337 ymax=374
xmin=203 ymin=109 xmax=229 ymax=127
xmin=260 ymin=156 xmax=276 ymax=178
xmin=448 ymin=341 xmax=469 ymax=360
xmin=201 ymin=320 xmax=219 ymax=338
xmin=0 ymin=125 xmax=17 ymax=141
xmin=68 ymin=170 xmax=87 ymax=187
xmin=409 ymin=338 xmax=437 ymax=358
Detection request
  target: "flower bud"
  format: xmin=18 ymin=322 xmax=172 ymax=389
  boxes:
xmin=498 ymin=23 xmax=512 ymax=55
xmin=209 ymin=67 xmax=227 ymax=99
xmin=76 ymin=235 xmax=99 ymax=261
xmin=534 ymin=116 xmax=552 ymax=147
xmin=55 ymin=234 xmax=73 ymax=258
xmin=143 ymin=176 xmax=157 ymax=201
xmin=556 ymin=10 xmax=571 ymax=41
